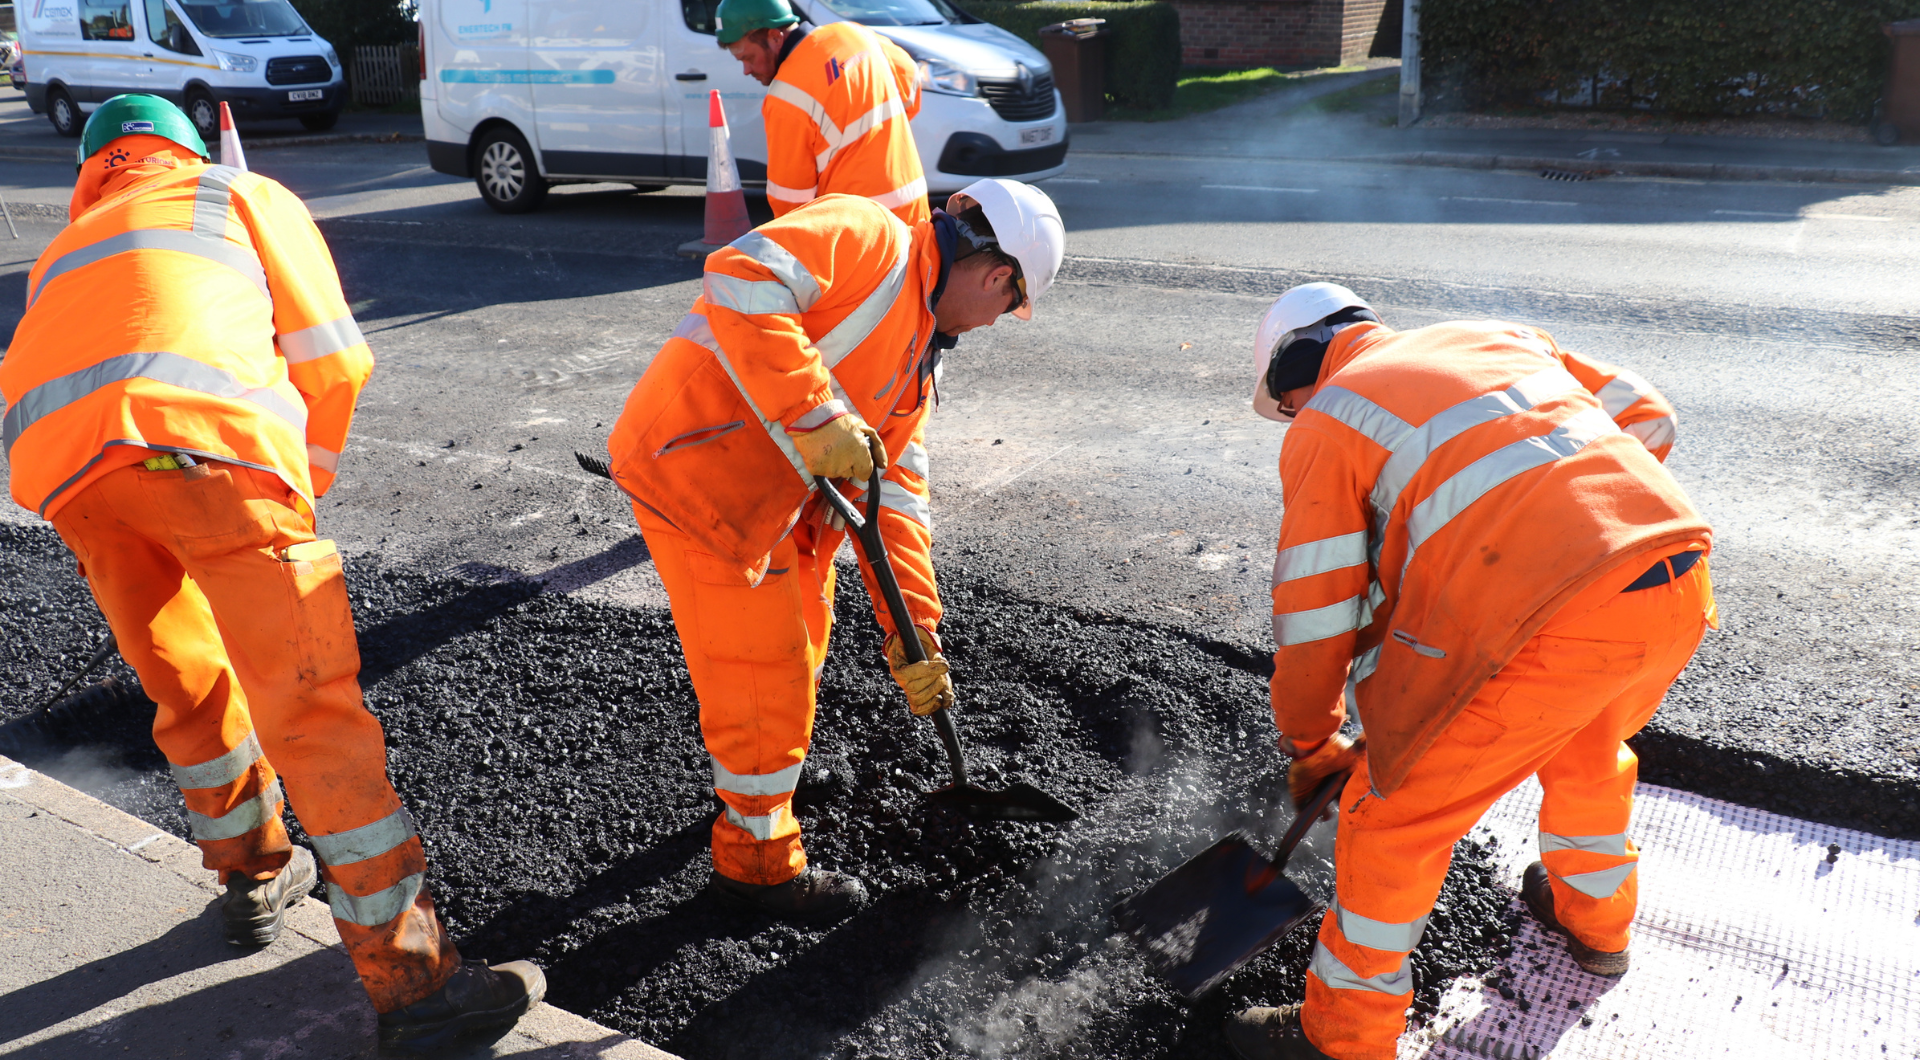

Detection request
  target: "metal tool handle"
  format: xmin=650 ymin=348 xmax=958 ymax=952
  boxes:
xmin=814 ymin=472 xmax=969 ymax=791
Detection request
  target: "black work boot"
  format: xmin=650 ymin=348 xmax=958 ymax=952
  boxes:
xmin=377 ymin=960 xmax=546 ymax=1054
xmin=707 ymin=866 xmax=869 ymax=920
xmin=1522 ymin=861 xmax=1629 ymax=976
xmin=222 ymin=845 xmax=317 ymax=947
xmin=1223 ymin=1003 xmax=1336 ymax=1060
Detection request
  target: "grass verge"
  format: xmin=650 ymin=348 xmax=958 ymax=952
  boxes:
xmin=1106 ymin=63 xmax=1372 ymax=122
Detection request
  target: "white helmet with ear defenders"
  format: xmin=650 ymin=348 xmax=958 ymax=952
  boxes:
xmin=1252 ymin=282 xmax=1378 ymax=421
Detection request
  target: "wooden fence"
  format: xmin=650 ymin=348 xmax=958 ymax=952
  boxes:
xmin=351 ymin=45 xmax=419 ymax=107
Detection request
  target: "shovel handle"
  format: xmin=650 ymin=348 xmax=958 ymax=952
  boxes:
xmin=814 ymin=472 xmax=968 ymax=792
xmin=1242 ymin=771 xmax=1347 ymax=896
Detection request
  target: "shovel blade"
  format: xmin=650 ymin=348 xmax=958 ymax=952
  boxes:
xmin=1113 ymin=832 xmax=1322 ymax=999
xmin=926 ymin=781 xmax=1079 ymax=823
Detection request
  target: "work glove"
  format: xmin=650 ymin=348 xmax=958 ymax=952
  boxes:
xmin=885 ymin=627 xmax=954 ymax=716
xmin=789 ymin=413 xmax=888 ymax=482
xmin=1283 ymin=731 xmax=1365 ymax=811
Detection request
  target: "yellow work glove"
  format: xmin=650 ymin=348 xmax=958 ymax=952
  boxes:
xmin=885 ymin=627 xmax=954 ymax=716
xmin=789 ymin=414 xmax=887 ymax=481
xmin=1285 ymin=732 xmax=1365 ymax=810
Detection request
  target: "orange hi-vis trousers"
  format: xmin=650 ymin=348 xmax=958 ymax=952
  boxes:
xmin=1301 ymin=558 xmax=1714 ymax=1060
xmin=636 ymin=506 xmax=842 ymax=886
xmin=50 ymin=460 xmax=459 ymax=1013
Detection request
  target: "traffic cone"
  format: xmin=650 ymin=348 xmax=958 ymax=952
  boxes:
xmin=677 ymin=90 xmax=751 ymax=258
xmin=218 ymin=101 xmax=248 ymax=172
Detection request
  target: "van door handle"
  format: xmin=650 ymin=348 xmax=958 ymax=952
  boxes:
xmin=142 ymin=52 xmax=154 ymax=57
xmin=675 ymin=71 xmax=707 ymax=81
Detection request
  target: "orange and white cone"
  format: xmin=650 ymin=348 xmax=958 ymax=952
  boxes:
xmin=218 ymin=101 xmax=247 ymax=172
xmin=679 ymin=90 xmax=750 ymax=257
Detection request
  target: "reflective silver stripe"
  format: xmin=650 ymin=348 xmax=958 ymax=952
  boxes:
xmin=3 ymin=351 xmax=308 ymax=456
xmin=898 ymin=440 xmax=929 ymax=480
xmin=1350 ymin=643 xmax=1381 ymax=684
xmin=814 ymin=230 xmax=910 ymax=367
xmin=764 ymin=180 xmax=818 ymax=204
xmin=28 ymin=228 xmax=271 ymax=309
xmin=1539 ymin=831 xmax=1630 ymax=857
xmin=1273 ymin=595 xmax=1369 ymax=647
xmin=1405 ymin=407 xmax=1618 ymax=558
xmin=328 ymin=871 xmax=424 ymax=927
xmin=186 ymin=778 xmax=282 ymax=841
xmin=1301 ymin=386 xmax=1414 ymax=451
xmin=192 ymin=165 xmax=242 ymax=238
xmin=712 ymin=758 xmax=804 ymax=797
xmin=704 ymin=271 xmax=802 ymax=316
xmin=170 ymin=731 xmax=263 ymax=791
xmin=854 ymin=479 xmax=931 ymax=529
xmin=1371 ymin=367 xmax=1585 ymax=521
xmin=673 ymin=312 xmax=811 ymax=486
xmin=724 ymin=804 xmax=788 ymax=841
xmin=767 ymin=79 xmax=838 ymax=141
xmin=1272 ymin=530 xmax=1369 ymax=586
xmin=1333 ymin=899 xmax=1430 ymax=953
xmin=822 ymin=95 xmax=906 ymax=169
xmin=729 ymin=232 xmax=823 ymax=310
xmin=791 ymin=400 xmax=850 ymax=431
xmin=310 ymin=808 xmax=419 ymax=867
xmin=1624 ymin=415 xmax=1675 ymax=451
xmin=1558 ymin=862 xmax=1637 ymax=899
xmin=1309 ymin=940 xmax=1413 ymax=994
xmin=280 ymin=315 xmax=366 ymax=364
xmin=868 ymin=177 xmax=928 ymax=211
xmin=1596 ymin=370 xmax=1655 ymax=418
xmin=308 ymin=443 xmax=340 ymax=473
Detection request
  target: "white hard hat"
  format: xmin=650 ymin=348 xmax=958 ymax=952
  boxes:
xmin=946 ymin=179 xmax=1064 ymax=320
xmin=1252 ymin=282 xmax=1375 ymax=421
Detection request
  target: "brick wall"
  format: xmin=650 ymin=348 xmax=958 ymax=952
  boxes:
xmin=1172 ymin=0 xmax=1387 ymax=69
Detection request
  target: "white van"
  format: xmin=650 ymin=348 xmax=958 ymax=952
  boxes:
xmin=419 ymin=0 xmax=1068 ymax=213
xmin=20 ymin=0 xmax=344 ymax=140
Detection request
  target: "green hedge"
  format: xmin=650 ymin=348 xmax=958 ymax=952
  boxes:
xmin=963 ymin=0 xmax=1181 ymax=109
xmin=291 ymin=0 xmax=416 ymax=54
xmin=1421 ymin=0 xmax=1920 ymax=122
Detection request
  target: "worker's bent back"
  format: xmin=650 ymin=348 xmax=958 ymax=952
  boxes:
xmin=765 ymin=21 xmax=928 ymax=223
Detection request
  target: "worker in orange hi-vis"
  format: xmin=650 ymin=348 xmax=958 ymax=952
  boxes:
xmin=607 ymin=179 xmax=1063 ymax=919
xmin=716 ymin=0 xmax=929 ymax=223
xmin=0 ymin=94 xmax=544 ymax=1055
xmin=1222 ymin=284 xmax=1716 ymax=1060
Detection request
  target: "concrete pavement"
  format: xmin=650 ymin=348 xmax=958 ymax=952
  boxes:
xmin=0 ymin=754 xmax=681 ymax=1060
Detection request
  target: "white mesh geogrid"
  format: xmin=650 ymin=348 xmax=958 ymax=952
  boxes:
xmin=1397 ymin=780 xmax=1920 ymax=1059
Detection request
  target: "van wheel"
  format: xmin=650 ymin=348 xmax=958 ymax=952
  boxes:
xmin=474 ymin=127 xmax=547 ymax=214
xmin=47 ymin=87 xmax=82 ymax=138
xmin=186 ymin=90 xmax=219 ymax=142
xmin=299 ymin=112 xmax=339 ymax=132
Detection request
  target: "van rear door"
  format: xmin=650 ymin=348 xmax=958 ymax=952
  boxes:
xmin=528 ymin=0 xmax=666 ymax=179
xmin=665 ymin=0 xmax=766 ymax=182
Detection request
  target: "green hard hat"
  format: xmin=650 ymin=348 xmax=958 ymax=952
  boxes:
xmin=78 ymin=93 xmax=209 ymax=170
xmin=715 ymin=0 xmax=799 ymax=45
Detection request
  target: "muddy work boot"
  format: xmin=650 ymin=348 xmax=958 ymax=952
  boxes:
xmin=377 ymin=960 xmax=546 ymax=1054
xmin=1522 ymin=861 xmax=1629 ymax=976
xmin=221 ymin=845 xmax=317 ymax=947
xmin=708 ymin=866 xmax=869 ymax=920
xmin=1223 ymin=1004 xmax=1336 ymax=1060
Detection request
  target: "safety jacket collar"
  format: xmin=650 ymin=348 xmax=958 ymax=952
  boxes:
xmin=774 ymin=22 xmax=813 ymax=70
xmin=1316 ymin=319 xmax=1393 ymax=387
xmin=925 ymin=210 xmax=962 ymax=355
xmin=70 ymin=136 xmax=202 ymax=221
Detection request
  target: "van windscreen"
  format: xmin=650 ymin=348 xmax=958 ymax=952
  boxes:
xmin=813 ymin=0 xmax=961 ymax=27
xmin=177 ymin=0 xmax=307 ymax=37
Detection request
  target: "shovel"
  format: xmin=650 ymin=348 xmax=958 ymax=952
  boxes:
xmin=1113 ymin=770 xmax=1348 ymax=998
xmin=815 ymin=471 xmax=1079 ymax=824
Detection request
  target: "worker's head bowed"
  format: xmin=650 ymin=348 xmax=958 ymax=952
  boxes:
xmin=1251 ymin=282 xmax=1380 ymax=421
xmin=715 ymin=0 xmax=802 ymax=85
xmin=934 ymin=179 xmax=1064 ymax=335
xmin=70 ymin=94 xmax=210 ymax=220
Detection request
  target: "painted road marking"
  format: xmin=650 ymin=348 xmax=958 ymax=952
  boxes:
xmin=1202 ymin=184 xmax=1320 ymax=194
xmin=1048 ymin=178 xmax=1101 ymax=184
xmin=1713 ymin=209 xmax=1893 ymax=222
xmin=1442 ymin=196 xmax=1578 ymax=207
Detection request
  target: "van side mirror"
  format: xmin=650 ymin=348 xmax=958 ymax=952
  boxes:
xmin=169 ymin=23 xmax=200 ymax=54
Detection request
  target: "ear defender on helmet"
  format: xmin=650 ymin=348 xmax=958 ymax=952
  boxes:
xmin=1263 ymin=306 xmax=1379 ymax=404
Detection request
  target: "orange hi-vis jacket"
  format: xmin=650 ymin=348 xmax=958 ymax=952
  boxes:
xmin=1269 ymin=320 xmax=1710 ymax=795
xmin=610 ymin=193 xmax=943 ymax=636
xmin=764 ymin=21 xmax=928 ymax=224
xmin=2 ymin=140 xmax=372 ymax=520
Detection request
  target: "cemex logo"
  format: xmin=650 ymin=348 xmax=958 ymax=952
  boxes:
xmin=825 ymin=56 xmax=843 ymax=85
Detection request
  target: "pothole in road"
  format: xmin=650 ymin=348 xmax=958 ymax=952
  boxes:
xmin=0 ymin=523 xmax=1519 ymax=1058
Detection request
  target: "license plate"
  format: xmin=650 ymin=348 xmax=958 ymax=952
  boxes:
xmin=288 ymin=89 xmax=323 ymax=102
xmin=1020 ymin=126 xmax=1054 ymax=146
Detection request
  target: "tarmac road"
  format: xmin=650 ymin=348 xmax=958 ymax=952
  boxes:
xmin=2 ymin=120 xmax=1918 ymax=839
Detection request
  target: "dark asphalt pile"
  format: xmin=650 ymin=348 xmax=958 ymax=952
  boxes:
xmin=0 ymin=519 xmax=1518 ymax=1058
